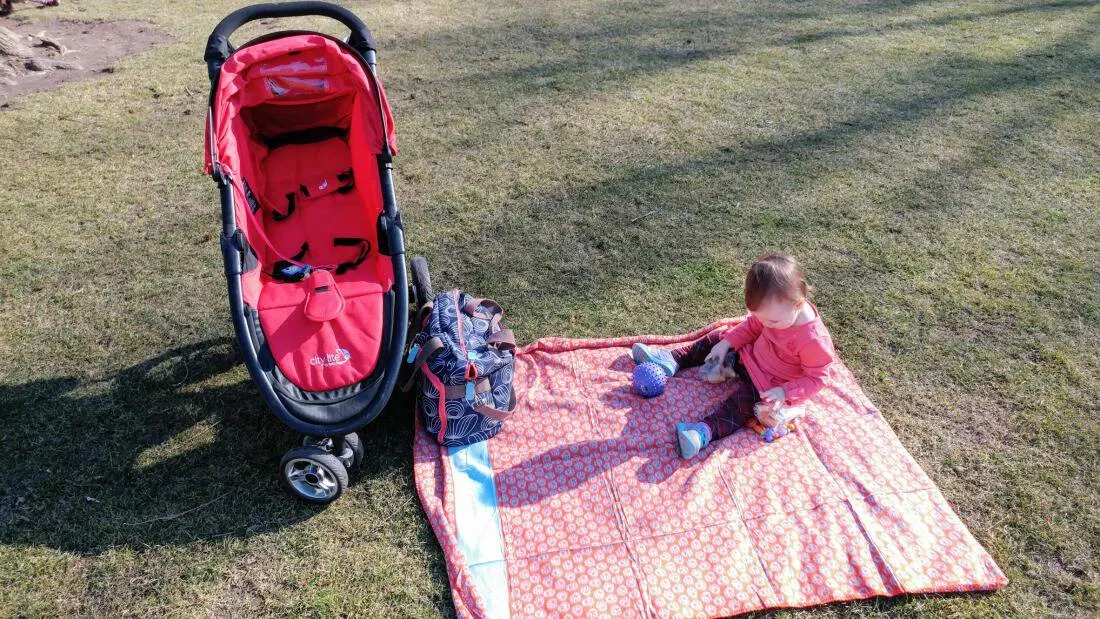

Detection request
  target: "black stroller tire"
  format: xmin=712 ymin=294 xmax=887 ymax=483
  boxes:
xmin=343 ymin=432 xmax=364 ymax=474
xmin=300 ymin=433 xmax=364 ymax=475
xmin=410 ymin=255 xmax=432 ymax=311
xmin=280 ymin=446 xmax=348 ymax=504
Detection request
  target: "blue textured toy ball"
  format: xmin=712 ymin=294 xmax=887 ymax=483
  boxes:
xmin=632 ymin=362 xmax=667 ymax=398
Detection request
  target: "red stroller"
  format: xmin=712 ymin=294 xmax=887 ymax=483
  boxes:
xmin=204 ymin=2 xmax=431 ymax=503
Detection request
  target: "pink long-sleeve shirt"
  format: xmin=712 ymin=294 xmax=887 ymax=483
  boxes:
xmin=721 ymin=305 xmax=837 ymax=404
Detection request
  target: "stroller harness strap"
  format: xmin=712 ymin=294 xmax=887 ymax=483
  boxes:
xmin=267 ymin=168 xmax=356 ymax=223
xmin=272 ymin=242 xmax=310 ymax=280
xmin=225 ymin=169 xmax=319 ymax=267
xmin=223 ymin=169 xmax=371 ymax=281
xmin=271 ymin=193 xmax=297 ymax=221
xmin=332 ymin=237 xmax=370 ymax=274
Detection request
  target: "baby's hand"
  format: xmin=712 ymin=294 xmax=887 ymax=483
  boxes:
xmin=755 ymin=388 xmax=789 ymax=429
xmin=705 ymin=339 xmax=731 ymax=364
xmin=760 ymin=387 xmax=786 ymax=404
xmin=755 ymin=402 xmax=783 ymax=428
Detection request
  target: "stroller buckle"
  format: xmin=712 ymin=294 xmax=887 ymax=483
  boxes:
xmin=407 ymin=343 xmax=420 ymax=364
xmin=280 ymin=264 xmax=311 ymax=279
xmin=465 ymin=381 xmax=475 ymax=402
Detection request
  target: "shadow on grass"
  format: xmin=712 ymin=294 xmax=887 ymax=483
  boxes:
xmin=0 ymin=338 xmax=415 ymax=555
xmin=496 ymin=347 xmax=769 ymax=508
xmin=493 ymin=388 xmax=679 ymax=509
xmin=435 ymin=13 xmax=1098 ymax=308
xmin=389 ymin=0 xmax=1094 ymax=121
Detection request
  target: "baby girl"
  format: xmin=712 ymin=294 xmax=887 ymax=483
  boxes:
xmin=632 ymin=253 xmax=837 ymax=458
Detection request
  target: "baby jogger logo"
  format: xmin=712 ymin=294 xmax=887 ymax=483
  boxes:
xmin=309 ymin=348 xmax=352 ymax=368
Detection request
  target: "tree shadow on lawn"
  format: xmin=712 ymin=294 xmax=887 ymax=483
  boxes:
xmin=436 ymin=13 xmax=1098 ymax=308
xmin=389 ymin=0 xmax=1093 ymax=141
xmin=0 ymin=338 xmax=415 ymax=555
xmin=463 ymin=3 xmax=1100 ymax=489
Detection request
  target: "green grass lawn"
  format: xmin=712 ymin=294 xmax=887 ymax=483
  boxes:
xmin=1 ymin=0 xmax=1097 ymax=616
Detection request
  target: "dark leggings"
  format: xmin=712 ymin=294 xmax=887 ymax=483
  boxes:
xmin=672 ymin=333 xmax=760 ymax=440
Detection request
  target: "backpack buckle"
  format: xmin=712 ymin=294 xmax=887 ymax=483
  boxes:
xmin=465 ymin=381 xmax=476 ymax=402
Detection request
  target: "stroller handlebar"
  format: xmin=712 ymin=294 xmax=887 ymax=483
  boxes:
xmin=205 ymin=1 xmax=376 ymax=67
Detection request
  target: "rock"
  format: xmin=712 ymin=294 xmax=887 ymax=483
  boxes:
xmin=32 ymin=31 xmax=69 ymax=55
xmin=23 ymin=57 xmax=82 ymax=71
xmin=23 ymin=57 xmax=49 ymax=72
xmin=23 ymin=57 xmax=51 ymax=72
xmin=0 ymin=26 xmax=35 ymax=59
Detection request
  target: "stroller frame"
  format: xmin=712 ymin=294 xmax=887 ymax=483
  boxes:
xmin=204 ymin=2 xmax=422 ymax=502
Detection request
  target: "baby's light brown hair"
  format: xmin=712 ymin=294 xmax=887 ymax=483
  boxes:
xmin=744 ymin=253 xmax=812 ymax=311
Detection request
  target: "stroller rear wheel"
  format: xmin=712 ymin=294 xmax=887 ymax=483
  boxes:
xmin=410 ymin=255 xmax=432 ymax=312
xmin=280 ymin=446 xmax=349 ymax=504
xmin=301 ymin=433 xmax=364 ymax=475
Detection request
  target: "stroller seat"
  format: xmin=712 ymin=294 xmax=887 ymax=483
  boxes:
xmin=254 ymin=137 xmax=394 ymax=393
xmin=205 ymin=34 xmax=402 ymax=401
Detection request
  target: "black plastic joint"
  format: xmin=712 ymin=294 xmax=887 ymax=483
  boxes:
xmin=206 ymin=59 xmax=223 ymax=85
xmin=376 ymin=214 xmax=391 ymax=255
xmin=376 ymin=213 xmax=405 ymax=256
xmin=388 ymin=212 xmax=406 ymax=255
xmin=221 ymin=231 xmax=244 ymax=275
xmin=211 ymin=163 xmax=226 ymax=186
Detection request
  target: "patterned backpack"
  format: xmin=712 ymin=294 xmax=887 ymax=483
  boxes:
xmin=404 ymin=289 xmax=517 ymax=446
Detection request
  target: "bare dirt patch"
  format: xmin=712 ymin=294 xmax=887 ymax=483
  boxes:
xmin=0 ymin=17 xmax=169 ymax=104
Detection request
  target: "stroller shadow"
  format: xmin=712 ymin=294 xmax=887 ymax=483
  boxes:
xmin=495 ymin=352 xmax=765 ymax=508
xmin=0 ymin=338 xmax=413 ymax=555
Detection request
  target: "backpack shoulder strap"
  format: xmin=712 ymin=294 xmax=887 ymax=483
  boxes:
xmin=412 ymin=301 xmax=434 ymax=332
xmin=476 ymin=388 xmax=517 ymax=422
xmin=487 ymin=328 xmax=516 ymax=352
xmin=441 ymin=378 xmax=518 ymax=422
xmin=462 ymin=296 xmax=504 ymax=330
xmin=400 ymin=336 xmax=445 ymax=392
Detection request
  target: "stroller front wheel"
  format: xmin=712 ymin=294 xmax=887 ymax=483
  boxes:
xmin=301 ymin=433 xmax=364 ymax=475
xmin=280 ymin=446 xmax=349 ymax=504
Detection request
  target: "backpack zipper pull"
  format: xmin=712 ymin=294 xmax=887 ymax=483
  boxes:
xmin=464 ymin=351 xmax=479 ymax=381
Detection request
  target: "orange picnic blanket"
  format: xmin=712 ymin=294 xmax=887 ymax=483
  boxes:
xmin=414 ymin=319 xmax=1007 ymax=618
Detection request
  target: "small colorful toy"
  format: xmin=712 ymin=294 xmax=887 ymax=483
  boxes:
xmin=632 ymin=362 xmax=667 ymax=398
xmin=747 ymin=417 xmax=796 ymax=442
xmin=749 ymin=400 xmax=797 ymax=442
